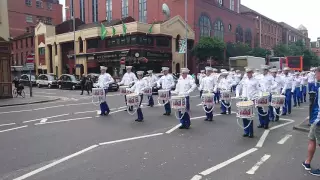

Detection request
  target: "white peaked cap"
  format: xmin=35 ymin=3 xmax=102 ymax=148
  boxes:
xmin=261 ymin=65 xmax=270 ymax=70
xmin=205 ymin=67 xmax=213 ymax=71
xmin=310 ymin=67 xmax=315 ymax=71
xmin=246 ymin=67 xmax=254 ymax=73
xmin=255 ymin=68 xmax=260 ymax=71
xmin=126 ymin=66 xmax=133 ymax=69
xmin=100 ymin=66 xmax=107 ymax=70
xmin=220 ymin=69 xmax=227 ymax=72
xmin=212 ymin=68 xmax=217 ymax=72
xmin=235 ymin=70 xmax=240 ymax=72
xmin=200 ymin=70 xmax=205 ymax=73
xmin=181 ymin=68 xmax=190 ymax=73
xmin=278 ymin=69 xmax=282 ymax=72
xmin=283 ymin=67 xmax=290 ymax=71
xmin=147 ymin=70 xmax=153 ymax=73
xmin=269 ymin=68 xmax=277 ymax=73
xmin=294 ymin=72 xmax=300 ymax=75
xmin=137 ymin=71 xmax=144 ymax=75
xmin=230 ymin=68 xmax=234 ymax=71
xmin=162 ymin=67 xmax=169 ymax=71
xmin=221 ymin=71 xmax=229 ymax=76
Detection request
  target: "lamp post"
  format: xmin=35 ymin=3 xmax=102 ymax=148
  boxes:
xmin=184 ymin=0 xmax=188 ymax=68
xmin=65 ymin=5 xmax=76 ymax=73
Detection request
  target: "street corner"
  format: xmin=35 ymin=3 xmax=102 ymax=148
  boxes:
xmin=0 ymin=96 xmax=61 ymax=107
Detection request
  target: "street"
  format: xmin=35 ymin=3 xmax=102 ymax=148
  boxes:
xmin=0 ymin=87 xmax=318 ymax=180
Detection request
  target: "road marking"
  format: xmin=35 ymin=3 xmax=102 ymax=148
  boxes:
xmin=13 ymin=144 xmax=98 ymax=180
xmin=0 ymin=125 xmax=28 ymax=133
xmin=35 ymin=117 xmax=92 ymax=125
xmin=190 ymin=175 xmax=203 ymax=180
xmin=99 ymin=133 xmax=163 ymax=146
xmin=23 ymin=118 xmax=43 ymax=123
xmin=39 ymin=118 xmax=48 ymax=123
xmin=269 ymin=119 xmax=294 ymax=130
xmin=33 ymin=105 xmax=65 ymax=110
xmin=35 ymin=92 xmax=56 ymax=95
xmin=277 ymin=134 xmax=292 ymax=144
xmin=197 ymin=104 xmax=202 ymax=106
xmin=0 ymin=123 xmax=16 ymax=127
xmin=0 ymin=109 xmax=33 ymax=114
xmin=74 ymin=110 xmax=96 ymax=114
xmin=23 ymin=114 xmax=70 ymax=123
xmin=256 ymin=130 xmax=270 ymax=148
xmin=199 ymin=148 xmax=258 ymax=176
xmin=65 ymin=102 xmax=91 ymax=106
xmin=246 ymin=154 xmax=271 ymax=175
xmin=166 ymin=124 xmax=182 ymax=134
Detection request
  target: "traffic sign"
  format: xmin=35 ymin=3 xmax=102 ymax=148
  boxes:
xmin=26 ymin=54 xmax=34 ymax=70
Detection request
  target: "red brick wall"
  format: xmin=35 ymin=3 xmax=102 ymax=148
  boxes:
xmin=37 ymin=35 xmax=46 ymax=66
xmin=11 ymin=36 xmax=34 ymax=66
xmin=8 ymin=0 xmax=63 ymax=38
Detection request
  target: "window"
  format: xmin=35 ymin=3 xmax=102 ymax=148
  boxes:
xmin=122 ymin=0 xmax=129 ymax=18
xmin=92 ymin=0 xmax=98 ymax=22
xmin=20 ymin=40 xmax=23 ymax=48
xmin=230 ymin=0 xmax=234 ymax=11
xmin=80 ymin=0 xmax=85 ymax=23
xmin=235 ymin=25 xmax=243 ymax=42
xmin=26 ymin=15 xmax=33 ymax=23
xmin=21 ymin=52 xmax=24 ymax=64
xmin=199 ymin=15 xmax=211 ymax=37
xmin=26 ymin=38 xmax=28 ymax=47
xmin=139 ymin=0 xmax=147 ymax=23
xmin=156 ymin=37 xmax=170 ymax=47
xmin=25 ymin=0 xmax=32 ymax=6
xmin=214 ymin=19 xmax=224 ymax=40
xmin=47 ymin=2 xmax=52 ymax=10
xmin=15 ymin=54 xmax=18 ymax=65
xmin=245 ymin=29 xmax=252 ymax=46
xmin=39 ymin=47 xmax=45 ymax=55
xmin=36 ymin=0 xmax=43 ymax=8
xmin=175 ymin=35 xmax=180 ymax=52
xmin=46 ymin=17 xmax=52 ymax=24
xmin=106 ymin=0 xmax=112 ymax=22
xmin=217 ymin=0 xmax=223 ymax=6
xmin=70 ymin=0 xmax=74 ymax=17
xmin=31 ymin=37 xmax=34 ymax=46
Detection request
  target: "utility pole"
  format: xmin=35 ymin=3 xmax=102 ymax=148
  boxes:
xmin=185 ymin=0 xmax=188 ymax=68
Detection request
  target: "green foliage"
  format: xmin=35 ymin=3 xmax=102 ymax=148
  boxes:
xmin=248 ymin=47 xmax=271 ymax=58
xmin=226 ymin=42 xmax=252 ymax=58
xmin=192 ymin=37 xmax=226 ymax=61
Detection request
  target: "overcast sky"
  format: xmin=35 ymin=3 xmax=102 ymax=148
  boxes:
xmin=60 ymin=0 xmax=319 ymax=41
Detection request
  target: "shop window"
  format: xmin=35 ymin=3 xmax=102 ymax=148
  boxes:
xmin=120 ymin=37 xmax=126 ymax=45
xmin=131 ymin=36 xmax=137 ymax=44
xmin=156 ymin=37 xmax=170 ymax=47
xmin=39 ymin=47 xmax=45 ymax=55
xmin=87 ymin=39 xmax=99 ymax=49
xmin=126 ymin=36 xmax=131 ymax=44
xmin=175 ymin=35 xmax=180 ymax=52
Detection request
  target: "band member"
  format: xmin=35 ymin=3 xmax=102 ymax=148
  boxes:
xmin=173 ymin=68 xmax=197 ymax=129
xmin=128 ymin=71 xmax=146 ymax=122
xmin=258 ymin=65 xmax=275 ymax=129
xmin=270 ymin=68 xmax=284 ymax=121
xmin=157 ymin=67 xmax=175 ymax=115
xmin=233 ymin=70 xmax=242 ymax=92
xmin=301 ymin=72 xmax=308 ymax=103
xmin=97 ymin=66 xmax=114 ymax=116
xmin=293 ymin=72 xmax=302 ymax=107
xmin=308 ymin=67 xmax=316 ymax=92
xmin=198 ymin=70 xmax=206 ymax=97
xmin=118 ymin=66 xmax=137 ymax=111
xmin=236 ymin=68 xmax=261 ymax=138
xmin=281 ymin=67 xmax=294 ymax=115
xmin=212 ymin=68 xmax=220 ymax=104
xmin=218 ymin=71 xmax=233 ymax=114
xmin=146 ymin=70 xmax=157 ymax=107
xmin=199 ymin=67 xmax=216 ymax=121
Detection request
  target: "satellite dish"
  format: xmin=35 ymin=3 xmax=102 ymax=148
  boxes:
xmin=162 ymin=3 xmax=170 ymax=20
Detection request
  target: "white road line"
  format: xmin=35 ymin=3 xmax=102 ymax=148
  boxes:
xmin=33 ymin=105 xmax=65 ymax=110
xmin=13 ymin=144 xmax=98 ymax=180
xmin=269 ymin=119 xmax=295 ymax=130
xmin=0 ymin=125 xmax=28 ymax=133
xmin=246 ymin=154 xmax=271 ymax=175
xmin=35 ymin=92 xmax=56 ymax=95
xmin=46 ymin=113 xmax=70 ymax=119
xmin=34 ymin=117 xmax=92 ymax=125
xmin=65 ymin=102 xmax=91 ymax=106
xmin=99 ymin=133 xmax=163 ymax=146
xmin=39 ymin=118 xmax=48 ymax=124
xmin=0 ymin=109 xmax=33 ymax=114
xmin=199 ymin=148 xmax=258 ymax=176
xmin=0 ymin=123 xmax=16 ymax=127
xmin=23 ymin=114 xmax=70 ymax=123
xmin=197 ymin=104 xmax=202 ymax=106
xmin=166 ymin=124 xmax=182 ymax=134
xmin=23 ymin=118 xmax=43 ymax=123
xmin=190 ymin=175 xmax=203 ymax=180
xmin=256 ymin=130 xmax=270 ymax=148
xmin=277 ymin=134 xmax=292 ymax=144
xmin=74 ymin=110 xmax=97 ymax=114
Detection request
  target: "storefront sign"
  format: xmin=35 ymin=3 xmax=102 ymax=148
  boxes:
xmin=94 ymin=50 xmax=129 ymax=62
xmin=145 ymin=51 xmax=171 ymax=59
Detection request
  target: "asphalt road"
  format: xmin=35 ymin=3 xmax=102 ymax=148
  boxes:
xmin=0 ymin=87 xmax=317 ymax=180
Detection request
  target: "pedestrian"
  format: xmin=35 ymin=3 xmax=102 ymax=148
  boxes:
xmin=198 ymin=70 xmax=206 ymax=97
xmin=97 ymin=66 xmax=114 ymax=116
xmin=80 ymin=74 xmax=89 ymax=95
xmin=303 ymin=67 xmax=320 ymax=176
xmin=118 ymin=66 xmax=137 ymax=112
xmin=157 ymin=67 xmax=175 ymax=116
xmin=128 ymin=71 xmax=146 ymax=122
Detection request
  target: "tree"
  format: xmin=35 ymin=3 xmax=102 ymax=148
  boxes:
xmin=192 ymin=37 xmax=225 ymax=62
xmin=249 ymin=47 xmax=271 ymax=58
xmin=226 ymin=42 xmax=252 ymax=58
xmin=273 ymin=44 xmax=292 ymax=57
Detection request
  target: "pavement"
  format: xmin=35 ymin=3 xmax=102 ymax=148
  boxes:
xmin=0 ymin=86 xmax=317 ymax=180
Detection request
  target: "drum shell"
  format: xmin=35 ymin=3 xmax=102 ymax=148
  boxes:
xmin=127 ymin=94 xmax=139 ymax=106
xmin=120 ymin=86 xmax=129 ymax=95
xmin=221 ymin=91 xmax=231 ymax=101
xmin=171 ymin=96 xmax=186 ymax=110
xmin=271 ymin=95 xmax=285 ymax=108
xmin=143 ymin=87 xmax=153 ymax=96
xmin=158 ymin=90 xmax=170 ymax=101
xmin=236 ymin=101 xmax=254 ymax=119
xmin=92 ymin=88 xmax=106 ymax=102
xmin=255 ymin=96 xmax=269 ymax=107
xmin=202 ymin=94 xmax=214 ymax=107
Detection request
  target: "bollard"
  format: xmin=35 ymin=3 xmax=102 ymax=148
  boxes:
xmin=309 ymin=91 xmax=316 ymax=125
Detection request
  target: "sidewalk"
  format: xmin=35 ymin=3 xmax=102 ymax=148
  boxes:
xmin=0 ymin=96 xmax=60 ymax=107
xmin=293 ymin=116 xmax=310 ymax=132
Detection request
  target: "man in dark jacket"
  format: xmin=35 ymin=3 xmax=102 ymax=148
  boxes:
xmin=80 ymin=74 xmax=89 ymax=95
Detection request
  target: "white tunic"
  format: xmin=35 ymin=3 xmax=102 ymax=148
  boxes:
xmin=301 ymin=76 xmax=308 ymax=85
xmin=281 ymin=74 xmax=295 ymax=94
xmin=307 ymin=72 xmax=315 ymax=83
xmin=146 ymin=74 xmax=158 ymax=87
xmin=173 ymin=76 xmax=197 ymax=96
xmin=97 ymin=73 xmax=114 ymax=89
xmin=293 ymin=77 xmax=302 ymax=88
xmin=259 ymin=74 xmax=275 ymax=93
xmin=218 ymin=77 xmax=233 ymax=91
xmin=236 ymin=77 xmax=261 ymax=100
xmin=157 ymin=74 xmax=175 ymax=90
xmin=199 ymin=75 xmax=216 ymax=92
xmin=271 ymin=75 xmax=284 ymax=94
xmin=119 ymin=72 xmax=137 ymax=86
xmin=129 ymin=79 xmax=147 ymax=94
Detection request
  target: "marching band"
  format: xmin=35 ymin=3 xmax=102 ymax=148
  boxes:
xmin=91 ymin=64 xmax=316 ymax=137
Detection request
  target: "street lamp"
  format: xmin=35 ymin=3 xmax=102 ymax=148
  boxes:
xmin=65 ymin=5 xmax=76 ymax=72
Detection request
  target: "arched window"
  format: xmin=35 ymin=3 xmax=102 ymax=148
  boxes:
xmin=235 ymin=25 xmax=243 ymax=43
xmin=199 ymin=14 xmax=211 ymax=37
xmin=214 ymin=19 xmax=224 ymax=40
xmin=175 ymin=35 xmax=180 ymax=52
xmin=244 ymin=29 xmax=252 ymax=46
xmin=78 ymin=37 xmax=83 ymax=52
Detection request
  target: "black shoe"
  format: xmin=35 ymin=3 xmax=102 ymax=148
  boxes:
xmin=282 ymin=113 xmax=286 ymax=116
xmin=275 ymin=117 xmax=279 ymax=121
xmin=124 ymin=109 xmax=128 ymax=111
xmin=105 ymin=111 xmax=110 ymax=116
xmin=243 ymin=134 xmax=249 ymax=137
xmin=179 ymin=126 xmax=185 ymax=129
xmin=184 ymin=126 xmax=190 ymax=129
xmin=220 ymin=112 xmax=227 ymax=115
xmin=204 ymin=118 xmax=208 ymax=121
xmin=80 ymin=93 xmax=83 ymax=95
xmin=135 ymin=119 xmax=139 ymax=121
xmin=100 ymin=113 xmax=106 ymax=116
xmin=136 ymin=119 xmax=144 ymax=122
xmin=163 ymin=112 xmax=168 ymax=115
xmin=288 ymin=111 xmax=291 ymax=114
xmin=257 ymin=125 xmax=263 ymax=128
xmin=208 ymin=119 xmax=213 ymax=121
xmin=249 ymin=134 xmax=254 ymax=138
xmin=293 ymin=105 xmax=297 ymax=107
xmin=147 ymin=104 xmax=151 ymax=107
xmin=264 ymin=125 xmax=269 ymax=129
xmin=228 ymin=111 xmax=231 ymax=114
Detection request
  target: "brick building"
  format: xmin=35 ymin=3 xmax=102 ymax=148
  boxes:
xmin=311 ymin=37 xmax=320 ymax=57
xmin=279 ymin=23 xmax=310 ymax=48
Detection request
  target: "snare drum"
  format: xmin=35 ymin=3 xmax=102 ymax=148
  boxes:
xmin=201 ymin=93 xmax=214 ymax=107
xmin=158 ymin=89 xmax=170 ymax=101
xmin=120 ymin=86 xmax=130 ymax=95
xmin=236 ymin=101 xmax=254 ymax=119
xmin=171 ymin=96 xmax=186 ymax=110
xmin=126 ymin=93 xmax=140 ymax=106
xmin=143 ymin=87 xmax=152 ymax=96
xmin=221 ymin=90 xmax=231 ymax=101
xmin=255 ymin=92 xmax=269 ymax=107
xmin=271 ymin=95 xmax=285 ymax=108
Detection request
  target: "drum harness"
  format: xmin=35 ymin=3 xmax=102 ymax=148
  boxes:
xmin=201 ymin=91 xmax=214 ymax=113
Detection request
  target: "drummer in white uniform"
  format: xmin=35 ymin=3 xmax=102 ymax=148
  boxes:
xmin=199 ymin=67 xmax=216 ymax=121
xmin=281 ymin=67 xmax=294 ymax=115
xmin=293 ymin=72 xmax=302 ymax=107
xmin=157 ymin=67 xmax=175 ymax=116
xmin=198 ymin=70 xmax=206 ymax=98
xmin=270 ymin=68 xmax=284 ymax=121
xmin=172 ymin=68 xmax=196 ymax=129
xmin=300 ymin=71 xmax=308 ymax=103
xmin=127 ymin=71 xmax=146 ymax=122
xmin=236 ymin=67 xmax=261 ymax=138
xmin=118 ymin=66 xmax=137 ymax=111
xmin=307 ymin=68 xmax=316 ymax=92
xmin=97 ymin=66 xmax=114 ymax=116
xmin=146 ymin=70 xmax=157 ymax=107
xmin=218 ymin=71 xmax=232 ymax=115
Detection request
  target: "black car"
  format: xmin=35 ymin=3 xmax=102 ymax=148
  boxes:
xmin=36 ymin=74 xmax=58 ymax=88
xmin=57 ymin=74 xmax=81 ymax=90
xmin=88 ymin=73 xmax=119 ymax=92
xmin=19 ymin=74 xmax=36 ymax=86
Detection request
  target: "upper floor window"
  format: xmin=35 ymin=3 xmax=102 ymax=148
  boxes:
xmin=70 ymin=0 xmax=74 ymax=17
xmin=139 ymin=0 xmax=147 ymax=23
xmin=25 ymin=0 xmax=32 ymax=6
xmin=36 ymin=0 xmax=43 ymax=8
xmin=199 ymin=15 xmax=211 ymax=37
xmin=39 ymin=47 xmax=45 ymax=55
xmin=230 ymin=0 xmax=234 ymax=11
xmin=92 ymin=0 xmax=98 ymax=22
xmin=26 ymin=38 xmax=29 ymax=47
xmin=47 ymin=2 xmax=52 ymax=10
xmin=122 ymin=0 xmax=129 ymax=18
xmin=45 ymin=17 xmax=52 ymax=25
xmin=80 ymin=0 xmax=85 ymax=23
xmin=235 ymin=25 xmax=243 ymax=42
xmin=245 ymin=29 xmax=252 ymax=46
xmin=106 ymin=0 xmax=112 ymax=22
xmin=26 ymin=15 xmax=33 ymax=23
xmin=214 ymin=19 xmax=224 ymax=40
xmin=217 ymin=0 xmax=223 ymax=6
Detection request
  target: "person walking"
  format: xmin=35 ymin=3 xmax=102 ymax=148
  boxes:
xmin=80 ymin=74 xmax=89 ymax=95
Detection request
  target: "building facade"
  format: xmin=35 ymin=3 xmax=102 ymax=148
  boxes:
xmin=279 ymin=23 xmax=310 ymax=48
xmin=11 ymin=33 xmax=35 ymax=67
xmin=8 ymin=0 xmax=63 ymax=38
xmin=311 ymin=37 xmax=320 ymax=57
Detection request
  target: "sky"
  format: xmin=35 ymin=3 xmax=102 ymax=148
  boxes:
xmin=59 ymin=0 xmax=319 ymax=41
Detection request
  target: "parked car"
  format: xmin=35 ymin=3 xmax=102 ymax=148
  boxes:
xmin=57 ymin=74 xmax=81 ymax=90
xmin=19 ymin=74 xmax=36 ymax=86
xmin=88 ymin=73 xmax=119 ymax=92
xmin=36 ymin=74 xmax=58 ymax=88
